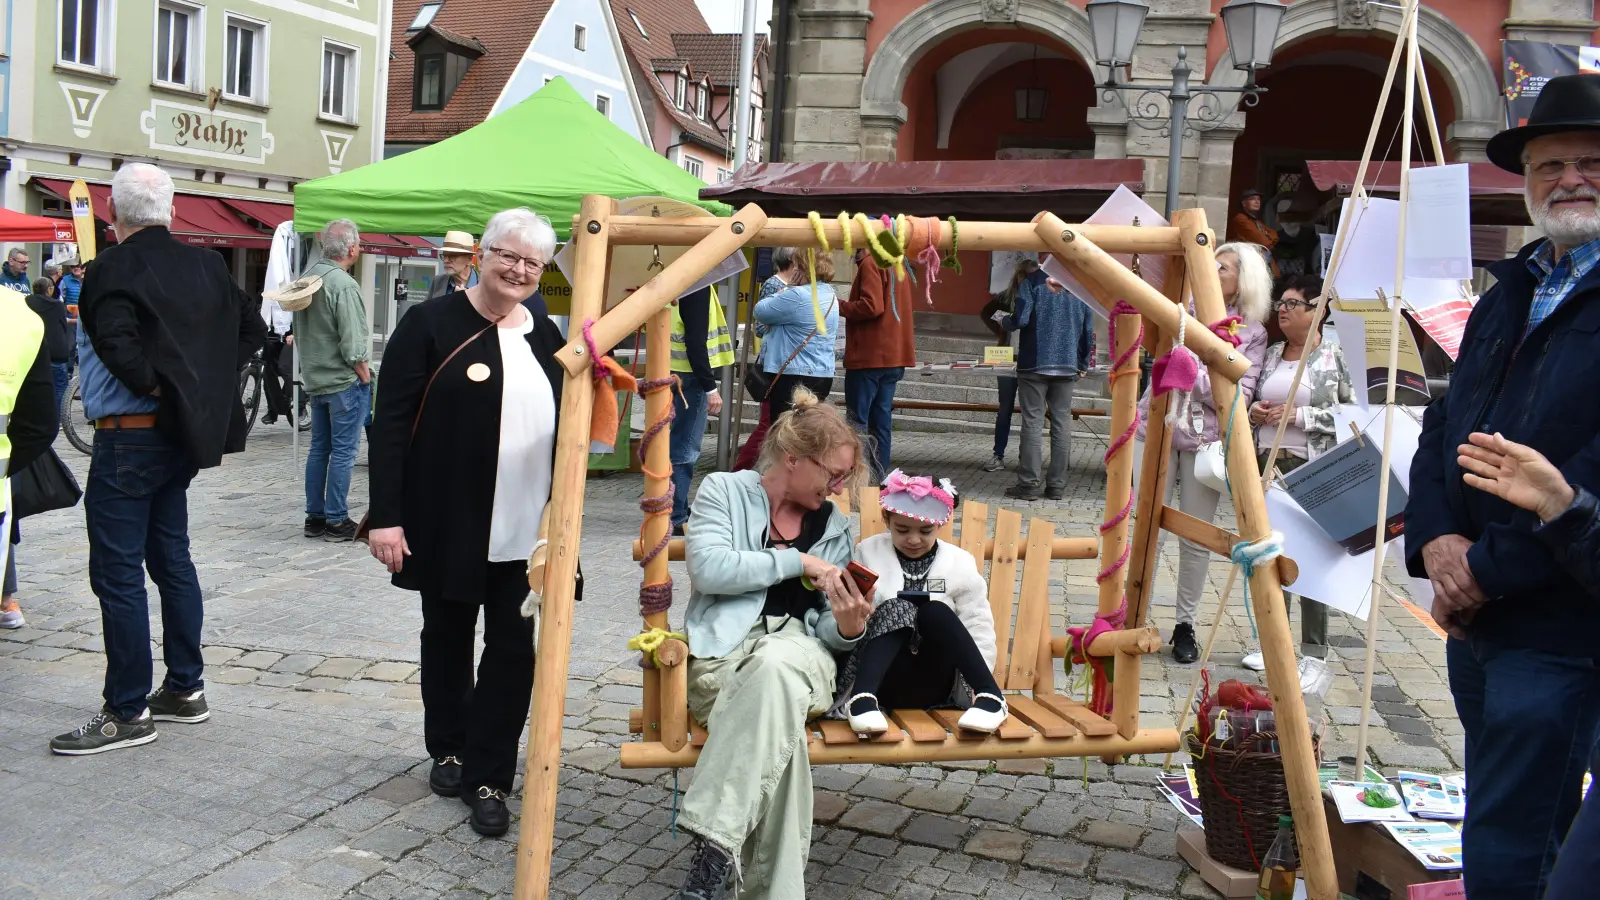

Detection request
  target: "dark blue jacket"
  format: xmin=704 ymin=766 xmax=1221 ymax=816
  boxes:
xmin=1003 ymin=270 xmax=1095 ymax=375
xmin=1536 ymin=487 xmax=1600 ymax=591
xmin=1406 ymin=240 xmax=1600 ymax=657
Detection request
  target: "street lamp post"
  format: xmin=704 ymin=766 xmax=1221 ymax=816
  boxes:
xmin=1085 ymin=0 xmax=1287 ymax=218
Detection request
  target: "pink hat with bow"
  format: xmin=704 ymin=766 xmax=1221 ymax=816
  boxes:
xmin=880 ymin=469 xmax=958 ymax=525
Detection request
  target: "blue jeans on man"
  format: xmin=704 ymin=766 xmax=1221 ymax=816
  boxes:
xmin=305 ymin=381 xmax=368 ymax=522
xmin=50 ymin=362 xmax=70 ymax=415
xmin=670 ymin=380 xmax=710 ymax=528
xmin=845 ymin=367 xmax=903 ymax=479
xmin=1447 ymin=635 xmax=1600 ymax=897
xmin=85 ymin=428 xmax=203 ymax=720
xmin=993 ymin=376 xmax=1018 ymax=459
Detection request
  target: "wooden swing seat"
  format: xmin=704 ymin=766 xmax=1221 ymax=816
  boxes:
xmin=618 ymin=486 xmax=1180 ymax=769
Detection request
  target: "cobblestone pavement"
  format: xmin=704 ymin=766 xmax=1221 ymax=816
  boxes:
xmin=0 ymin=423 xmax=1454 ymax=899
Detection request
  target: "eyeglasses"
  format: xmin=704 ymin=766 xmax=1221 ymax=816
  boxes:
xmin=1276 ymin=299 xmax=1315 ymax=311
xmin=808 ymin=457 xmax=851 ymax=491
xmin=1527 ymin=156 xmax=1600 ymax=181
xmin=484 ymin=246 xmax=547 ymax=273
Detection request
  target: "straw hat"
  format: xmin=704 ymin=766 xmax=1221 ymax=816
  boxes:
xmin=264 ymin=274 xmax=324 ymax=312
xmin=441 ymin=230 xmax=476 ymax=256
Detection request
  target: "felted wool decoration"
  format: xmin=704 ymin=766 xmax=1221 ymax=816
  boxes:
xmin=589 ymin=356 xmax=638 ymax=454
xmin=1150 ymin=345 xmax=1201 ymax=396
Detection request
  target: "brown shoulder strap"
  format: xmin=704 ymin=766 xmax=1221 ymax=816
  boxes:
xmin=410 ymin=320 xmax=499 ymax=444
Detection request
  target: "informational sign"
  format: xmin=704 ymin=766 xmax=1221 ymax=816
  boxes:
xmin=1330 ymin=197 xmax=1469 ymax=311
xmin=1330 ymin=299 xmax=1431 ymax=406
xmin=139 ymin=100 xmax=276 ymax=165
xmin=983 ymin=345 xmax=1014 ymax=365
xmin=1403 ymin=165 xmax=1473 ymax=285
xmin=1281 ymin=428 xmax=1408 ymax=556
xmin=1502 ymin=40 xmax=1600 ymax=128
xmin=69 ymin=179 xmax=97 ymax=262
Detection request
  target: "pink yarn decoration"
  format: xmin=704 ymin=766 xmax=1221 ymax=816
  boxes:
xmin=1209 ymin=315 xmax=1245 ymax=347
xmin=1149 ymin=346 xmax=1201 ymax=397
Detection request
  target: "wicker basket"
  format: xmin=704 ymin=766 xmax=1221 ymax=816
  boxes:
xmin=1184 ymin=730 xmax=1320 ymax=871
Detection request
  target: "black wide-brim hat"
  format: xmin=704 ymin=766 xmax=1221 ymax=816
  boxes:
xmin=1488 ymin=73 xmax=1600 ymax=174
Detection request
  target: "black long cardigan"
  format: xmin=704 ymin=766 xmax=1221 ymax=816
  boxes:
xmin=369 ymin=291 xmax=573 ymax=603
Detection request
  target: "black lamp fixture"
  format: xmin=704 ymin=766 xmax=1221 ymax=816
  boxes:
xmin=1015 ymin=45 xmax=1048 ymax=122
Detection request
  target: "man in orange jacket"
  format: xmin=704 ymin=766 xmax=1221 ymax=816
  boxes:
xmin=840 ymin=250 xmax=915 ymax=479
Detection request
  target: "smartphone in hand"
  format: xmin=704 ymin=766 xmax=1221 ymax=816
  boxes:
xmin=846 ymin=561 xmax=878 ymax=598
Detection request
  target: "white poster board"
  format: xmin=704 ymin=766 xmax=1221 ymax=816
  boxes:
xmin=1329 ymin=190 xmax=1471 ymax=310
xmin=1041 ymin=185 xmax=1170 ymax=319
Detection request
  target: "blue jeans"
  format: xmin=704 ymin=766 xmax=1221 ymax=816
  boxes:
xmin=993 ymin=376 xmax=1018 ymax=458
xmin=1447 ymin=635 xmax=1600 ymax=898
xmin=845 ymin=367 xmax=902 ymax=479
xmin=51 ymin=362 xmax=69 ymax=415
xmin=1547 ymin=736 xmax=1600 ymax=900
xmin=85 ymin=427 xmax=203 ymax=720
xmin=670 ymin=380 xmax=710 ymax=528
xmin=305 ymin=381 xmax=368 ymax=522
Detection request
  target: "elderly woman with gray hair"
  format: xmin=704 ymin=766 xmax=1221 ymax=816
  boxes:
xmin=366 ymin=208 xmax=569 ymax=837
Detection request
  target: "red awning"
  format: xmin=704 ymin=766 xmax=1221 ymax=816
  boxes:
xmin=33 ymin=178 xmax=271 ymax=248
xmin=221 ymin=197 xmax=292 ymax=229
xmin=1304 ymin=160 xmax=1524 ymax=196
xmin=700 ymin=159 xmax=1146 ymax=220
xmin=0 ymin=207 xmax=76 ymax=242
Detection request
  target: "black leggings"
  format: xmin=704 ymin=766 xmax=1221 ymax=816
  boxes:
xmin=851 ymin=602 xmax=1002 ymax=710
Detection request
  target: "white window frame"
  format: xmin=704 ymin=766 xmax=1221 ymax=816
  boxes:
xmin=595 ymin=92 xmax=611 ymax=118
xmin=695 ymin=79 xmax=708 ymax=120
xmin=319 ymin=38 xmax=360 ymax=123
xmin=58 ymin=0 xmax=114 ymax=74
xmin=716 ymin=167 xmax=733 ymax=183
xmin=674 ymin=69 xmax=686 ymax=109
xmin=574 ymin=23 xmax=586 ymax=51
xmin=628 ymin=8 xmax=648 ymax=37
xmin=683 ymin=156 xmax=703 ymax=179
xmin=222 ymin=13 xmax=269 ymax=104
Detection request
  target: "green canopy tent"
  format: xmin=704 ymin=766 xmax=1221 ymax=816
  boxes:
xmin=291 ymin=77 xmax=728 ymax=239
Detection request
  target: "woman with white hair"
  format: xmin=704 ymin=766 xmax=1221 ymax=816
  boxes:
xmin=366 ymin=207 xmax=571 ymax=837
xmin=1132 ymin=241 xmax=1272 ymax=664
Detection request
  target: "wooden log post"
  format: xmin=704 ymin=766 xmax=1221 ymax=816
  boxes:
xmin=1032 ymin=214 xmax=1249 ymax=384
xmin=1179 ymin=212 xmax=1338 ymax=900
xmin=514 ymin=195 xmax=615 ymax=900
xmin=641 ymin=307 xmax=688 ymax=751
xmin=555 ymin=203 xmax=769 ymax=377
xmin=603 ymin=216 xmax=1185 ymax=255
xmin=1098 ymin=311 xmax=1143 ymax=732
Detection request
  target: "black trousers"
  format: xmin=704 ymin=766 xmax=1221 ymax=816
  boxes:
xmin=262 ymin=336 xmax=292 ymax=417
xmin=769 ymin=373 xmax=834 ymax=419
xmin=857 ymin=602 xmax=1001 ymax=709
xmin=420 ymin=561 xmax=534 ymax=795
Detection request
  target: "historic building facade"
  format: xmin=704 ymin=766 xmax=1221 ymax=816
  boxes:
xmin=769 ymin=0 xmax=1598 ymax=230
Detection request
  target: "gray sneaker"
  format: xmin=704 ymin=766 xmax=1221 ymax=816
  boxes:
xmin=147 ymin=686 xmax=210 ymax=723
xmin=0 ymin=601 xmax=23 ymax=629
xmin=50 ymin=708 xmax=158 ymax=756
xmin=982 ymin=455 xmax=1006 ymax=472
xmin=680 ymin=838 xmax=733 ymax=899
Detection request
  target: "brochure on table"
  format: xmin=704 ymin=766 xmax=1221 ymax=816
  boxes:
xmin=1327 ymin=780 xmax=1414 ymax=823
xmin=1398 ymin=771 xmax=1466 ymax=820
xmin=1383 ymin=821 xmax=1464 ymax=871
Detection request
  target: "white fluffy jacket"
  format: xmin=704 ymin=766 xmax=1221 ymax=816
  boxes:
xmin=853 ymin=533 xmax=999 ymax=673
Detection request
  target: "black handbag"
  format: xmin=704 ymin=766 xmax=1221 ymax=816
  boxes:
xmin=11 ymin=448 xmax=82 ymax=519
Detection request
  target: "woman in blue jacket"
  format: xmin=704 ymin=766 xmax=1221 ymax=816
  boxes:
xmin=751 ymin=249 xmax=839 ymax=421
xmin=1457 ymin=430 xmax=1599 ymax=900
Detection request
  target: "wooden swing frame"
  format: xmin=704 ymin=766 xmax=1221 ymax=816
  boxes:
xmin=512 ymin=198 xmax=1338 ymax=900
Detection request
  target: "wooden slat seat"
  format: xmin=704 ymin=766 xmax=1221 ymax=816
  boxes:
xmin=619 ymin=489 xmax=1179 ymax=769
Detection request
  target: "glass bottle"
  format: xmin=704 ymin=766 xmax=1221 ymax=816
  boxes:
xmin=1255 ymin=814 xmax=1298 ymax=900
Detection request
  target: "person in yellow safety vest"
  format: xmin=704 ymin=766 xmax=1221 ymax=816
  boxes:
xmin=669 ymin=285 xmax=735 ymax=533
xmin=0 ymin=286 xmax=59 ymax=631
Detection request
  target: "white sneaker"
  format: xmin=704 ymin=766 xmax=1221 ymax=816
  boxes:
xmin=982 ymin=455 xmax=1007 ymax=472
xmin=1241 ymin=650 xmax=1266 ymax=671
xmin=958 ymin=693 xmax=1008 ymax=734
xmin=846 ymin=693 xmax=888 ymax=735
xmin=0 ymin=601 xmax=22 ymax=630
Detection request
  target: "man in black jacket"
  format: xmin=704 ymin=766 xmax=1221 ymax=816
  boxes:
xmin=50 ymin=163 xmax=265 ymax=756
xmin=1406 ymin=75 xmax=1600 ymax=896
xmin=24 ymin=278 xmax=73 ymax=412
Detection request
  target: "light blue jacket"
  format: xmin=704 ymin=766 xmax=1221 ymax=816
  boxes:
xmin=753 ymin=283 xmax=838 ymax=379
xmin=684 ymin=469 xmax=862 ymax=659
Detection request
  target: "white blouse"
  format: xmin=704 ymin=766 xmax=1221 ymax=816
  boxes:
xmin=1256 ymin=363 xmax=1311 ymax=458
xmin=487 ymin=312 xmax=557 ymax=562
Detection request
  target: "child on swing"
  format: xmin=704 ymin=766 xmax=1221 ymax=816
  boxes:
xmin=830 ymin=470 xmax=1007 ymax=734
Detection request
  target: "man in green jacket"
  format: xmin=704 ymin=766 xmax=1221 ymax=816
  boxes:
xmin=296 ymin=218 xmax=371 ymax=541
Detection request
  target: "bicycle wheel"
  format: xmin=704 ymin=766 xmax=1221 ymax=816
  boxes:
xmin=239 ymin=365 xmax=262 ymax=436
xmin=296 ymin=386 xmax=312 ymax=432
xmin=60 ymin=372 xmax=93 ymax=456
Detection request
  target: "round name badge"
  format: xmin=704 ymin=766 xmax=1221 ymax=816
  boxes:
xmin=466 ymin=363 xmax=491 ymax=382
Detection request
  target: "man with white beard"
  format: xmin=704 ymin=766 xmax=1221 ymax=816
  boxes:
xmin=1406 ymin=74 xmax=1600 ymax=898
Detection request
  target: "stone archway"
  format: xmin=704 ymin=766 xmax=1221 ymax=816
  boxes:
xmin=1206 ymin=0 xmax=1502 ymax=160
xmin=858 ymin=0 xmax=1099 ymax=160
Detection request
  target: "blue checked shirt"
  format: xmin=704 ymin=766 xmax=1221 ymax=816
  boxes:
xmin=1525 ymin=236 xmax=1600 ymax=334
